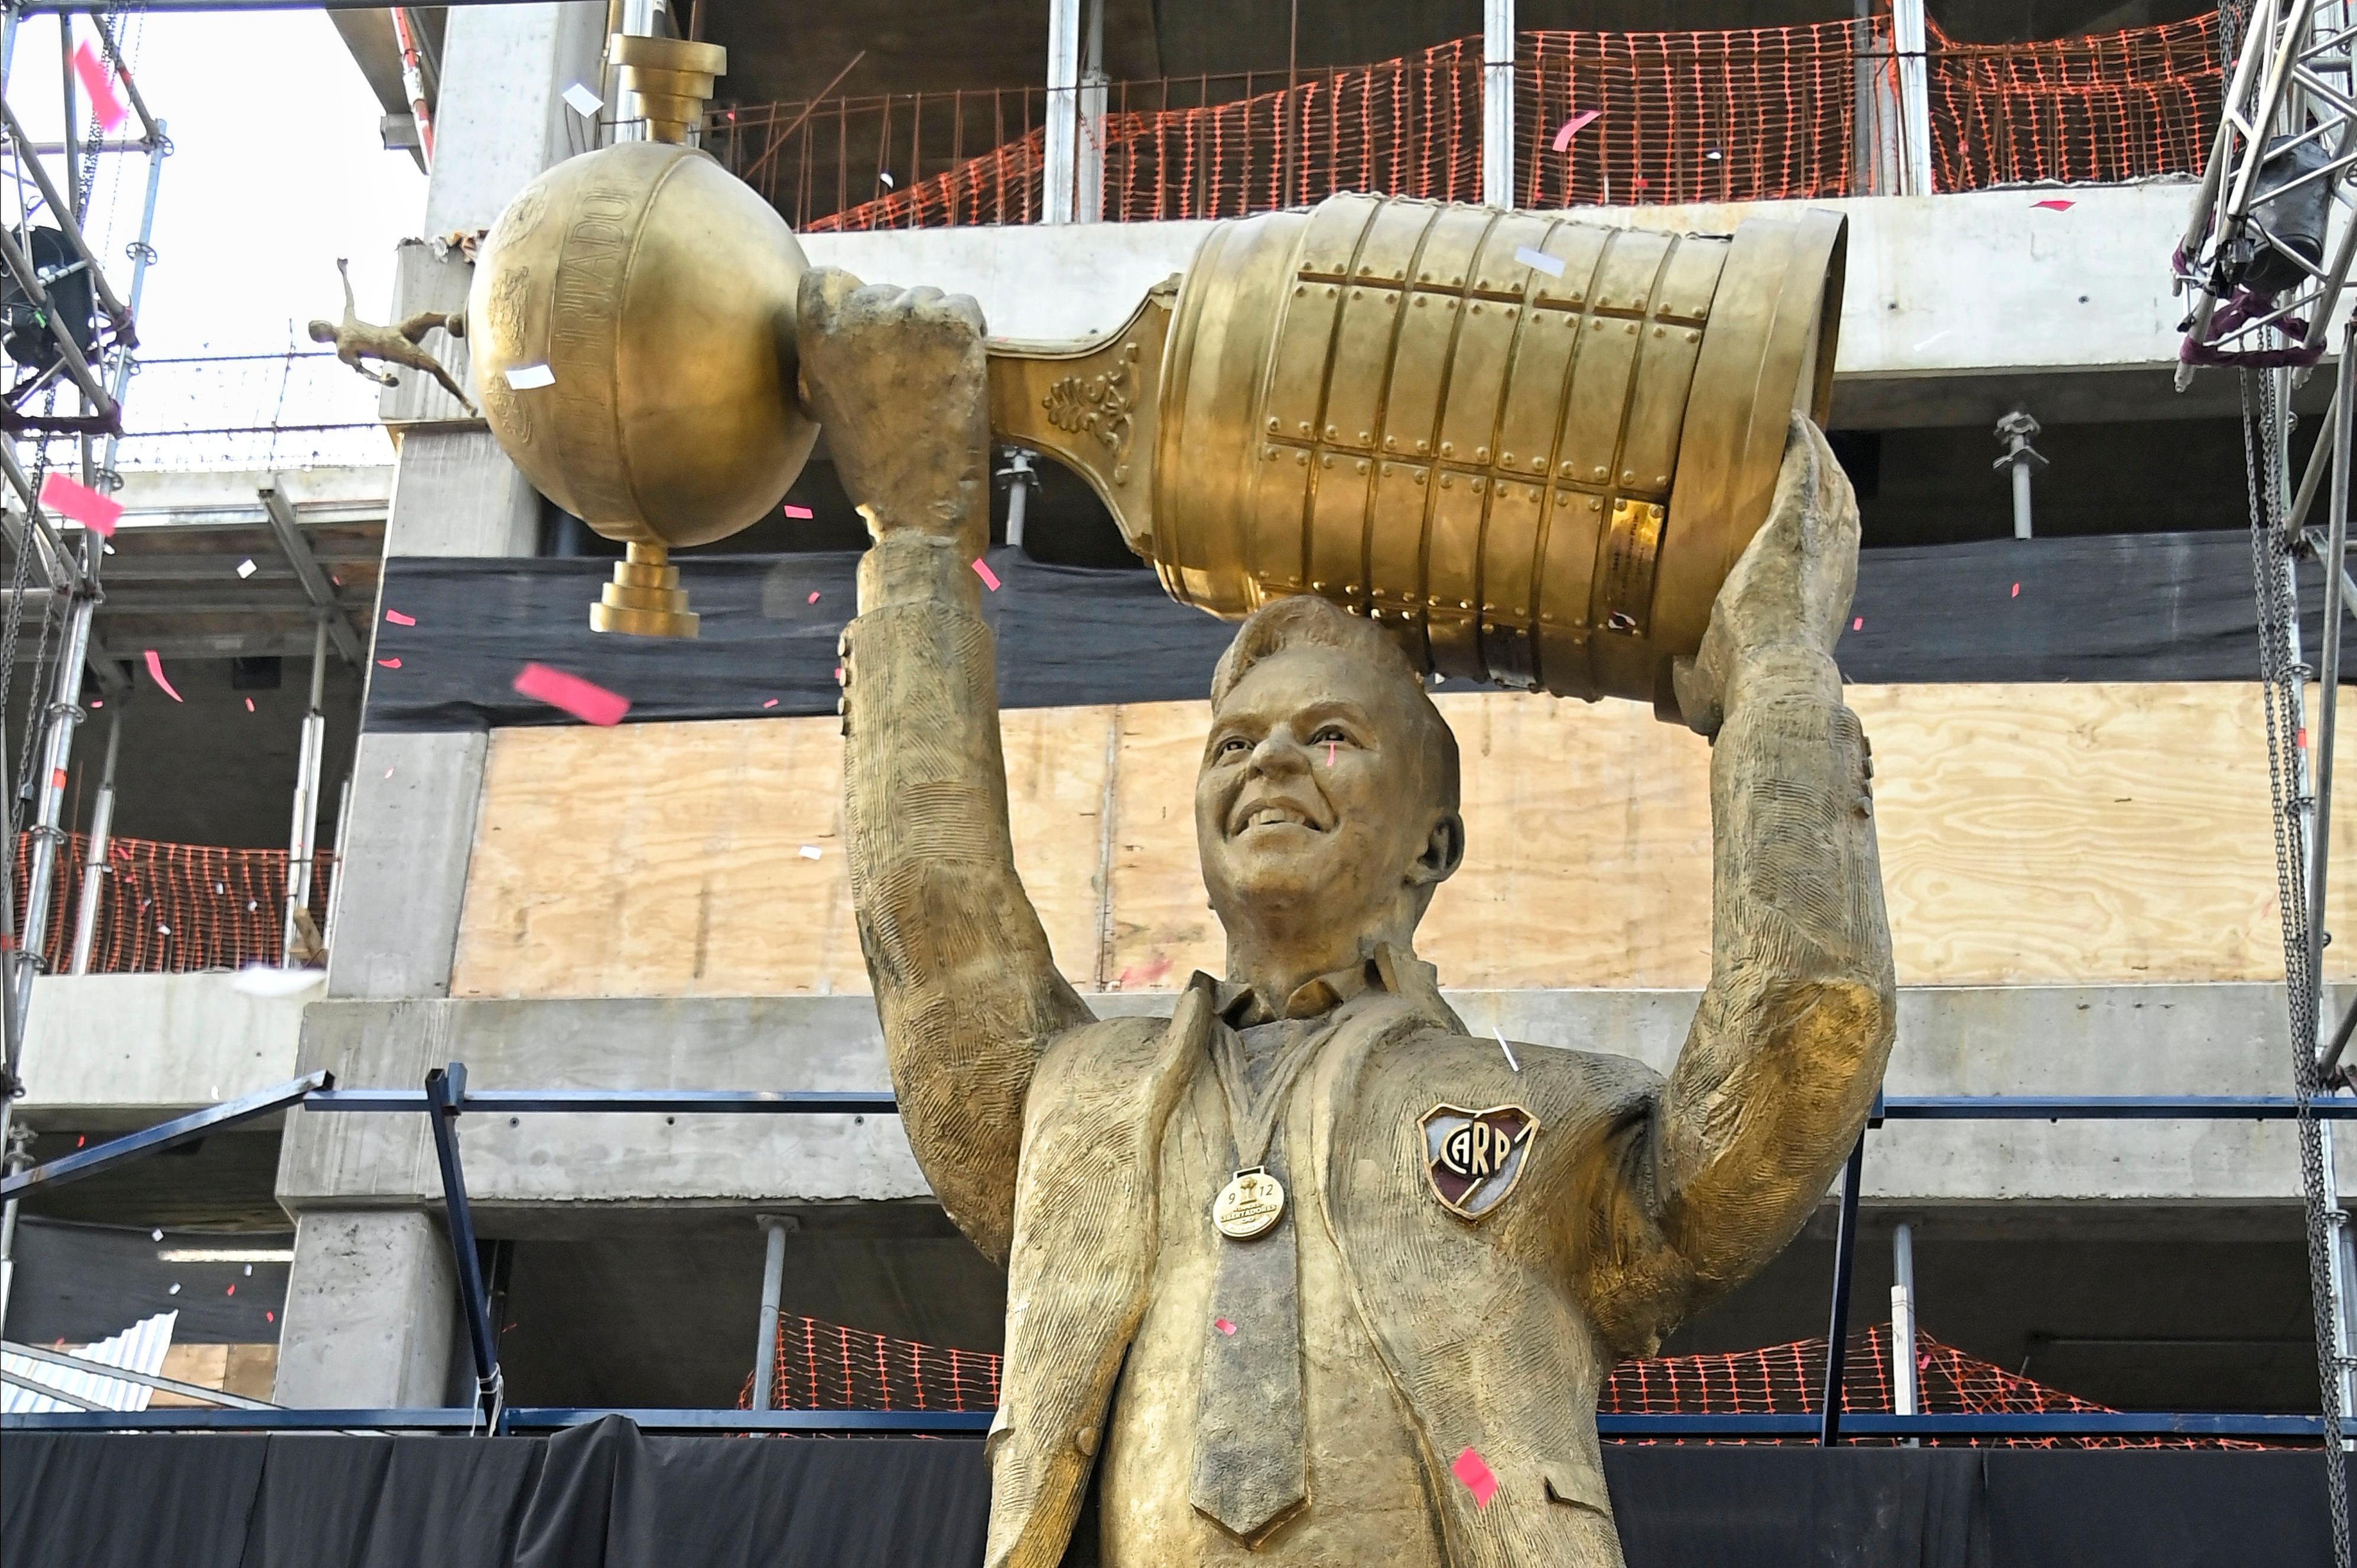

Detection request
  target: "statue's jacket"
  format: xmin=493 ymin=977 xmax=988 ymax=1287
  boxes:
xmin=838 ymin=532 xmax=1897 ymax=1568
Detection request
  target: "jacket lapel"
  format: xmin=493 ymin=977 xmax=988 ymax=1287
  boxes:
xmin=985 ymin=982 xmax=1212 ymax=1568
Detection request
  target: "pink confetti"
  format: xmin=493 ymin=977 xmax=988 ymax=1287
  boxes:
xmin=377 ymin=657 xmax=402 ymax=669
xmin=513 ymin=662 xmax=630 ymax=726
xmin=245 ymin=698 xmax=255 ymax=713
xmin=266 ymin=1310 xmax=275 ymax=1323
xmin=1852 ymin=616 xmax=1863 ymax=631
xmin=784 ymin=504 xmax=814 ymax=519
xmin=807 ymin=591 xmax=820 ymax=604
xmin=2031 ymin=198 xmax=2075 ymax=211
xmin=973 ymin=558 xmax=1001 ymax=591
xmin=39 ymin=469 xmax=121 ymax=536
xmin=2010 ymin=583 xmax=2020 ymax=598
xmin=1116 ymin=954 xmax=1173 ymax=989
xmin=834 ymin=666 xmax=844 ymax=682
xmin=1552 ymin=109 xmax=1600 ymax=152
xmin=385 ymin=609 xmax=417 ymax=626
xmin=1215 ymin=1317 xmax=1237 ymax=1336
xmin=1451 ymin=1448 xmax=1498 ymax=1508
xmin=89 ymin=700 xmax=101 ymax=709
xmin=225 ymin=1284 xmax=235 ymax=1296
xmin=70 ymin=40 xmax=128 ymax=133
xmin=763 ymin=698 xmax=779 ymax=708
xmin=142 ymin=649 xmax=181 ymax=702
xmin=1326 ymin=740 xmax=1335 ymax=767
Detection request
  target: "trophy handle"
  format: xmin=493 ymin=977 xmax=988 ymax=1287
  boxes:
xmin=983 ymin=276 xmax=1178 ymax=560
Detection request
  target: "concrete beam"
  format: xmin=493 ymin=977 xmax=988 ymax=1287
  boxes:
xmin=797 ymin=184 xmax=2284 ymax=430
xmin=277 ymin=983 xmax=2348 ymax=1221
xmin=12 ymin=973 xmax=316 ymax=1132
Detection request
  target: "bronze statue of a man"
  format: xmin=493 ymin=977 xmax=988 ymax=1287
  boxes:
xmin=802 ymin=268 xmax=1896 ymax=1568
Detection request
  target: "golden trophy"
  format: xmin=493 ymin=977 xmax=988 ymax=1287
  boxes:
xmin=470 ymin=35 xmax=1844 ymax=711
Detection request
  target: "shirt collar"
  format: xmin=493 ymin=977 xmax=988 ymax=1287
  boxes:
xmin=1212 ymin=953 xmax=1388 ymax=1029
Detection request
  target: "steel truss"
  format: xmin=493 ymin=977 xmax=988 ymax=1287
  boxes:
xmin=2177 ymin=0 xmax=2357 ymax=385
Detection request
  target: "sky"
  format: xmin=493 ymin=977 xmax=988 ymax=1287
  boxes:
xmin=5 ymin=11 xmax=427 ymax=440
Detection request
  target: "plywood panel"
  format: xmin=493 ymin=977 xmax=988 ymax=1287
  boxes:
xmin=452 ymin=683 xmax=2316 ymax=999
xmin=451 ymin=708 xmax=1114 ymax=998
xmin=1857 ymin=684 xmax=2286 ymax=987
xmin=1419 ymin=692 xmax=1715 ymax=990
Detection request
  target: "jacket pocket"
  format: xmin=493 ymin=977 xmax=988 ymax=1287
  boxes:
xmin=1542 ymin=1460 xmax=1613 ymax=1517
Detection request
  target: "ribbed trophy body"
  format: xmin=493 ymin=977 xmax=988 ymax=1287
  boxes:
xmin=1141 ymin=195 xmax=1846 ymax=709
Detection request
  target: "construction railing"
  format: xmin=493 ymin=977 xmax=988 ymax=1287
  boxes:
xmin=713 ymin=15 xmax=2222 ymax=234
xmin=11 ymin=832 xmax=333 ymax=975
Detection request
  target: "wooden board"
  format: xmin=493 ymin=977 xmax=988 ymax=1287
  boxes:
xmin=450 ymin=684 xmax=2324 ymax=998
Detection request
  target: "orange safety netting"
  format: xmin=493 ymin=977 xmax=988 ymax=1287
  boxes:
xmin=786 ymin=15 xmax=2219 ymax=234
xmin=11 ymin=831 xmax=333 ymax=974
xmin=1923 ymin=15 xmax=2222 ymax=192
xmin=742 ymin=1314 xmax=2268 ymax=1448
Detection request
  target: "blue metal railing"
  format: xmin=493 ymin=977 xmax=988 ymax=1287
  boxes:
xmin=4 ymin=1071 xmax=2347 ymax=1442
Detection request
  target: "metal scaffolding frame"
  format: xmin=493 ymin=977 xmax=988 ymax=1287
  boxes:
xmin=2179 ymin=8 xmax=2357 ymax=1566
xmin=0 ymin=7 xmax=163 ymax=1338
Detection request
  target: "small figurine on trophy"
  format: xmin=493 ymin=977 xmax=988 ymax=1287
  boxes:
xmin=308 ymin=256 xmax=474 ymax=414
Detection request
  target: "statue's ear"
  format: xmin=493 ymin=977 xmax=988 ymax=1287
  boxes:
xmin=1409 ymin=811 xmax=1464 ymax=889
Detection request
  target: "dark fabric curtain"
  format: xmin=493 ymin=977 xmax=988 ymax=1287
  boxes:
xmin=363 ymin=530 xmax=2304 ymax=734
xmin=3 ymin=1419 xmax=2336 ymax=1567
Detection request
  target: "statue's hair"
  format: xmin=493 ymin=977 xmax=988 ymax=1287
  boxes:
xmin=1209 ymin=594 xmax=1461 ymax=811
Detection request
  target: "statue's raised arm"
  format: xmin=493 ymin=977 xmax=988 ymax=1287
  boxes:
xmin=1580 ymin=415 xmax=1899 ymax=1355
xmin=800 ymin=269 xmax=1094 ymax=1266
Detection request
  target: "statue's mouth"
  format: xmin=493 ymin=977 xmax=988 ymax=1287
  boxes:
xmin=1231 ymin=798 xmax=1326 ymax=837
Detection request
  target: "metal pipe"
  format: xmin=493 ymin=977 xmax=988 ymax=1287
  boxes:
xmin=391 ymin=8 xmax=435 ymax=171
xmin=1994 ymin=411 xmax=2046 ymax=541
xmin=750 ymin=1215 xmax=790 ymax=1411
xmin=1891 ymin=0 xmax=1933 ymax=196
xmin=12 ymin=588 xmax=95 ymax=1032
xmin=2311 ymin=328 xmax=2353 ymax=1010
xmin=281 ymin=620 xmax=328 ymax=966
xmin=1000 ymin=449 xmax=1035 ymax=551
xmin=1481 ymin=0 xmax=1514 ymax=208
xmin=321 ymin=775 xmax=352 ymax=959
xmin=67 ymin=708 xmax=118 ymax=974
xmin=1042 ymin=0 xmax=1081 ymax=223
xmin=1891 ymin=1221 xmax=1919 ymax=1442
xmin=1817 ymin=1133 xmax=1867 ymax=1445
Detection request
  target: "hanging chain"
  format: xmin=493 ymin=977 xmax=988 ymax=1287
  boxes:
xmin=2245 ymin=366 xmax=2355 ymax=1568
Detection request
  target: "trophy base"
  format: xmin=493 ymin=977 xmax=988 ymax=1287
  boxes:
xmin=591 ymin=541 xmax=700 ymax=638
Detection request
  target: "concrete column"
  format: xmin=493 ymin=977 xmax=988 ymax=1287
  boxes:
xmin=1483 ymin=0 xmax=1514 ymax=208
xmin=283 ymin=5 xmax=602 ymax=1401
xmin=273 ymin=1211 xmax=457 ymax=1407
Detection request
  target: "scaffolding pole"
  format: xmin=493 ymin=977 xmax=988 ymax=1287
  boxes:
xmin=281 ymin=619 xmax=329 ymax=967
xmin=67 ymin=705 xmax=118 ymax=973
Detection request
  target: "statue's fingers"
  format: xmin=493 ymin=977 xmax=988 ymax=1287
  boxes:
xmin=797 ymin=267 xmax=870 ymax=341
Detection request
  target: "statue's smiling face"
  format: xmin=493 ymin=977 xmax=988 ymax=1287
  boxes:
xmin=1195 ymin=643 xmax=1457 ymax=938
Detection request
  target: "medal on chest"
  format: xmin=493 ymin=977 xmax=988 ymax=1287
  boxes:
xmin=1212 ymin=1166 xmax=1286 ymax=1239
xmin=1207 ymin=1021 xmax=1326 ymax=1242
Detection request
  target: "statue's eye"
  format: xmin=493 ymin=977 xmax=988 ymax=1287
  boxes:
xmin=1312 ymin=726 xmax=1348 ymax=746
xmin=1218 ymin=736 xmax=1251 ymax=757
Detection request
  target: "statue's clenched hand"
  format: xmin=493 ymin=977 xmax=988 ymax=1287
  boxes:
xmin=1673 ymin=415 xmax=1859 ymax=736
xmin=796 ymin=268 xmax=991 ymax=557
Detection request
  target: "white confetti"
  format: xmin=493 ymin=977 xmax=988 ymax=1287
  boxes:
xmin=799 ymin=845 xmax=824 ymax=861
xmin=879 ymin=171 xmax=895 ymax=187
xmin=236 ymin=558 xmax=257 ymax=578
xmin=158 ymin=923 xmax=172 ymax=935
xmin=169 ymin=1283 xmax=181 ymax=1295
xmin=232 ymin=965 xmax=326 ymax=998
xmin=1514 ymin=246 xmax=1566 ymax=278
xmin=1495 ymin=1026 xmax=1520 ymax=1073
xmin=504 ymin=362 xmax=556 ymax=391
xmin=151 ymin=1229 xmax=163 ymax=1242
xmin=562 ymin=82 xmax=603 ymax=118
xmin=244 ymin=1264 xmax=254 ymax=1276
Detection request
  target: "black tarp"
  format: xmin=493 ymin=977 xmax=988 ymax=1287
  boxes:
xmin=1 ymin=1417 xmax=2336 ymax=1567
xmin=362 ymin=530 xmax=2312 ymax=734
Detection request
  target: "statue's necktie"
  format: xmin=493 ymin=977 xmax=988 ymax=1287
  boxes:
xmin=1189 ymin=1019 xmax=1322 ymax=1544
